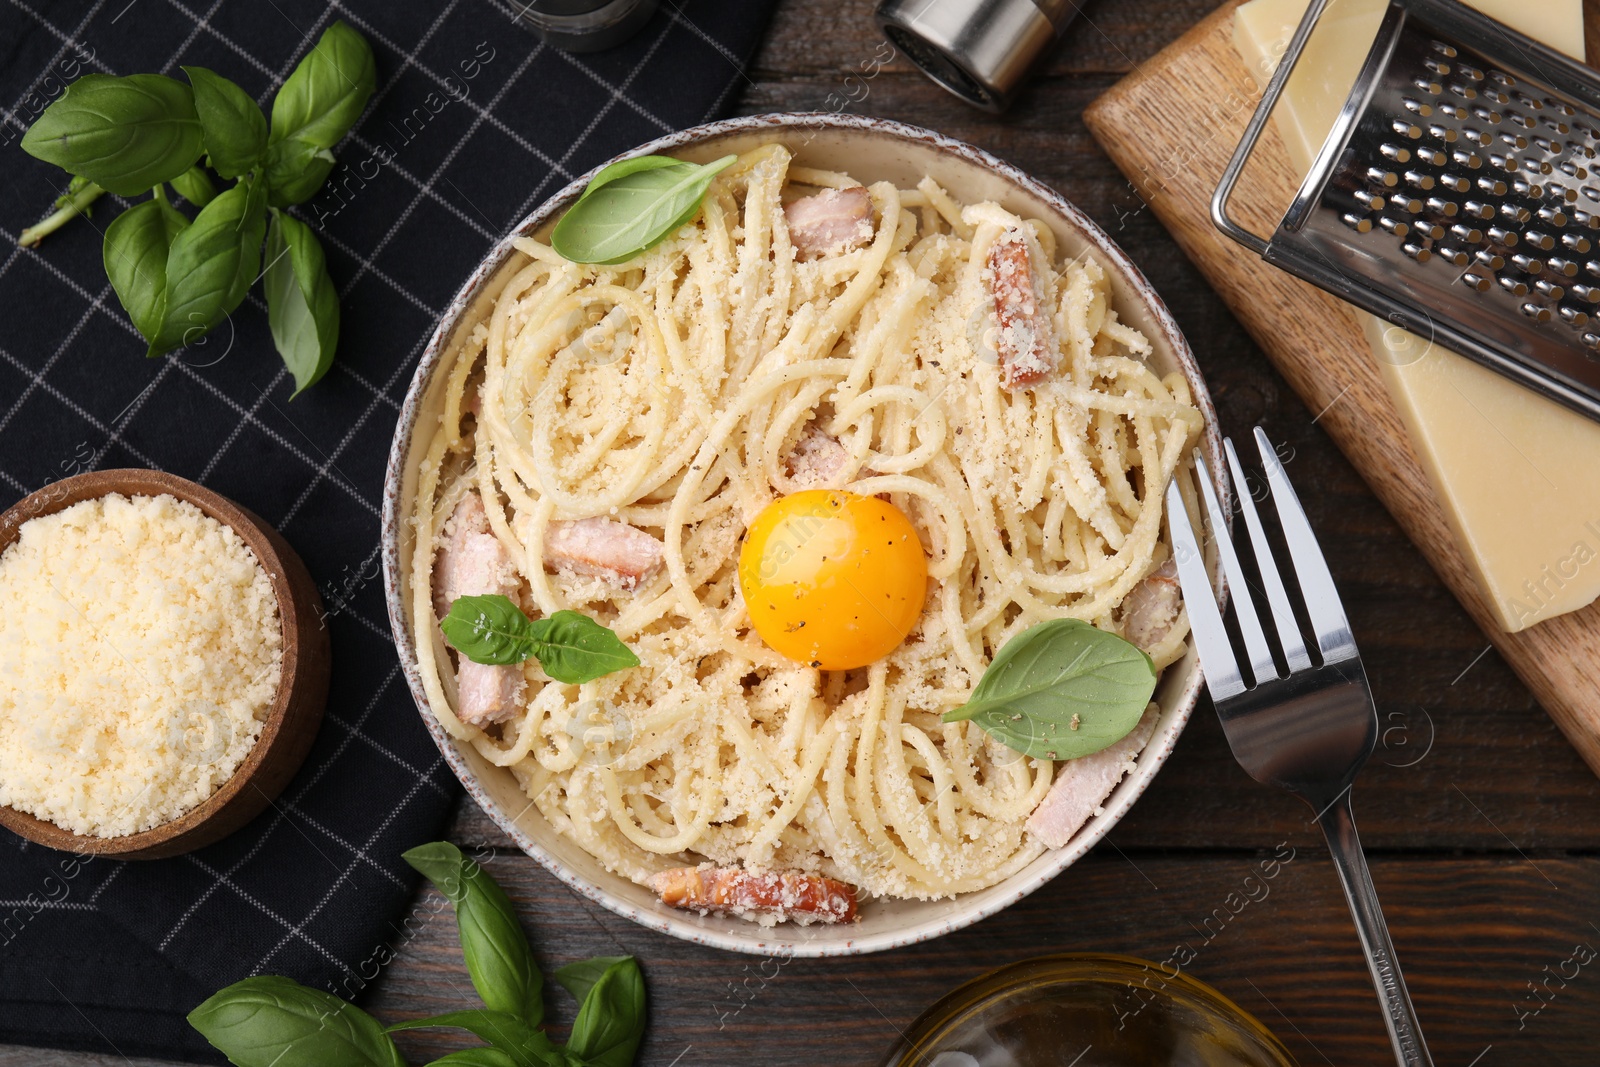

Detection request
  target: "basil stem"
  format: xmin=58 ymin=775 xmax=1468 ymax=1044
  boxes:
xmin=387 ymin=1009 xmax=563 ymax=1066
xmin=426 ymin=1050 xmax=522 ymax=1067
xmin=19 ymin=177 xmax=105 ymax=248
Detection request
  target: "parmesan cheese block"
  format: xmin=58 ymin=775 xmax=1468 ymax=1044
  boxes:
xmin=0 ymin=493 xmax=283 ymax=837
xmin=1235 ymin=0 xmax=1599 ymax=632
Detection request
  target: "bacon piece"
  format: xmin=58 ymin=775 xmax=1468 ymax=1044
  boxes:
xmin=434 ymin=492 xmax=525 ymax=727
xmin=1025 ymin=703 xmax=1160 ymax=848
xmin=1120 ymin=559 xmax=1182 ymax=654
xmin=650 ymin=866 xmax=858 ymax=924
xmin=986 ymin=229 xmax=1058 ymax=390
xmin=544 ymin=517 xmax=664 ymax=589
xmin=784 ymin=427 xmax=853 ymax=489
xmin=784 ymin=187 xmax=873 ymax=259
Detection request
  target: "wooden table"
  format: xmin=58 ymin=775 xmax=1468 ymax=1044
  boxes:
xmin=13 ymin=2 xmax=1600 ymax=1064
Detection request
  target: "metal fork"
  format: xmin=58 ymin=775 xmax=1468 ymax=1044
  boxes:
xmin=1164 ymin=427 xmax=1434 ymax=1067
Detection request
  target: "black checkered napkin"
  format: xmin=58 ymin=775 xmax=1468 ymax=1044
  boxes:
xmin=0 ymin=1 xmax=776 ymax=1061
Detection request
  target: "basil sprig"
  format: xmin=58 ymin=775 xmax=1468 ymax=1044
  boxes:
xmin=551 ymin=153 xmax=737 ymax=265
xmin=943 ymin=618 xmax=1157 ymax=761
xmin=18 ymin=21 xmax=372 ymax=394
xmin=441 ymin=595 xmax=639 ymax=684
xmin=190 ymin=840 xmax=650 ymax=1067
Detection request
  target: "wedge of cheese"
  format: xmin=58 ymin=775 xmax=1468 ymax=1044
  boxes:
xmin=1234 ymin=0 xmax=1597 ymax=632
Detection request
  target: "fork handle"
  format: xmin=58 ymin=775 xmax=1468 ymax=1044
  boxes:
xmin=1316 ymin=790 xmax=1434 ymax=1067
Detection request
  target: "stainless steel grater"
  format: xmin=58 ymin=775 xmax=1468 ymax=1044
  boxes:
xmin=1214 ymin=0 xmax=1600 ymax=422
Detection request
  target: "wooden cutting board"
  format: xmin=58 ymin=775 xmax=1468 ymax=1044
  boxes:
xmin=1084 ymin=1 xmax=1600 ymax=776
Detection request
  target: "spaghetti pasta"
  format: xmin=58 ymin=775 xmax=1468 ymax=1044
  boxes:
xmin=409 ymin=143 xmax=1202 ymax=910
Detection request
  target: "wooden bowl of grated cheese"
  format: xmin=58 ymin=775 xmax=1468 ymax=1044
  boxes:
xmin=0 ymin=469 xmax=330 ymax=860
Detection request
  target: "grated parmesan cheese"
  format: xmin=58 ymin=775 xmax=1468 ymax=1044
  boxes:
xmin=0 ymin=493 xmax=283 ymax=838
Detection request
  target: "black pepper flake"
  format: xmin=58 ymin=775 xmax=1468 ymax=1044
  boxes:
xmin=810 ymin=660 xmax=821 ymax=668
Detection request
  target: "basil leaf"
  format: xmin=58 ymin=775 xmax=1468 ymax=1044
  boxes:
xmin=553 ymin=956 xmax=630 ymax=1005
xmin=576 ymin=155 xmax=685 ymax=201
xmin=184 ymin=65 xmax=268 ymax=178
xmin=146 ymin=174 xmax=266 ymax=357
xmin=387 ymin=1009 xmax=562 ymax=1066
xmin=942 ymin=618 xmax=1156 ymax=761
xmin=170 ymin=163 xmax=217 ymax=207
xmin=441 ymin=596 xmax=640 ymax=684
xmin=263 ymin=138 xmax=337 ymax=207
xmin=21 ymin=73 xmax=202 ymax=196
xmin=566 ymin=957 xmax=646 ymax=1067
xmin=427 ymin=1051 xmax=522 ymax=1067
xmin=551 ymin=154 xmax=736 ymax=265
xmin=529 ymin=610 xmax=642 ymax=684
xmin=103 ymin=195 xmax=188 ymax=344
xmin=265 ymin=209 xmax=339 ymax=396
xmin=262 ymin=22 xmax=373 ymax=207
xmin=269 ymin=21 xmax=375 ymax=150
xmin=187 ymin=975 xmax=405 ymax=1067
xmin=402 ymin=842 xmax=544 ymax=1027
xmin=440 ymin=595 xmax=546 ymax=666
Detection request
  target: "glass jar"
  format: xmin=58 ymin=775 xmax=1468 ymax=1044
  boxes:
xmin=501 ymin=0 xmax=659 ymax=53
xmin=878 ymin=954 xmax=1299 ymax=1067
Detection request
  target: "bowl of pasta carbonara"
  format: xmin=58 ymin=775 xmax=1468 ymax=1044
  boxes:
xmin=383 ymin=113 xmax=1223 ymax=956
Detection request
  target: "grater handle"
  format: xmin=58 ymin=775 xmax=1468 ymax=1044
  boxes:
xmin=1318 ymin=790 xmax=1435 ymax=1067
xmin=1210 ymin=0 xmax=1337 ymax=256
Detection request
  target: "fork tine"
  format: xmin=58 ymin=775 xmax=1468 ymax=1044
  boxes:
xmin=1253 ymin=427 xmax=1357 ymax=661
xmin=1194 ymin=450 xmax=1278 ymax=685
xmin=1225 ymin=439 xmax=1314 ymax=673
xmin=1164 ymin=476 xmax=1246 ymax=700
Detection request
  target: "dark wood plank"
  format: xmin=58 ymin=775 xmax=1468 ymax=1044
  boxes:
xmin=363 ymin=852 xmax=1600 ymax=1067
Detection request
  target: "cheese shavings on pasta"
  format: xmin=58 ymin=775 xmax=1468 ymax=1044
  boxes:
xmin=409 ymin=143 xmax=1202 ymax=905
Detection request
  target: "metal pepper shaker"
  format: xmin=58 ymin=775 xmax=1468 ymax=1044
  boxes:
xmin=503 ymin=0 xmax=660 ymax=53
xmin=875 ymin=0 xmax=1080 ymax=112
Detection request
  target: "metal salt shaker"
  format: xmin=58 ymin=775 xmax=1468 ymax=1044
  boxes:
xmin=503 ymin=0 xmax=660 ymax=53
xmin=875 ymin=0 xmax=1081 ymax=112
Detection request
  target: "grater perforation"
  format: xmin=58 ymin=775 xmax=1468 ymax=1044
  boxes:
xmin=1215 ymin=0 xmax=1600 ymax=422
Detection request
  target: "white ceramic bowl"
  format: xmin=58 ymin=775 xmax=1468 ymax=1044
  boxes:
xmin=382 ymin=113 xmax=1223 ymax=957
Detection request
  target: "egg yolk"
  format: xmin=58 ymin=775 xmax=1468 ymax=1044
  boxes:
xmin=738 ymin=490 xmax=928 ymax=670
